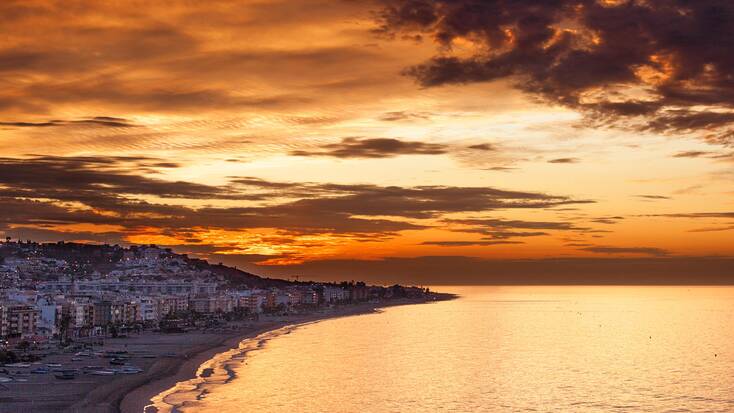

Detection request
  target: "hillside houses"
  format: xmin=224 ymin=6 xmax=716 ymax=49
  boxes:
xmin=0 ymin=239 xmax=428 ymax=348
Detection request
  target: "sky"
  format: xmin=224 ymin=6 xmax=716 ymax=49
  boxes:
xmin=1 ymin=0 xmax=732 ymax=284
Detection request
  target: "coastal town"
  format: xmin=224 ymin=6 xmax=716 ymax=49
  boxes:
xmin=0 ymin=238 xmax=441 ymax=412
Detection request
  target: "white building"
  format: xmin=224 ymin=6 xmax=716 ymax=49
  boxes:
xmin=136 ymin=296 xmax=160 ymax=322
xmin=322 ymin=286 xmax=348 ymax=303
xmin=36 ymin=297 xmax=61 ymax=336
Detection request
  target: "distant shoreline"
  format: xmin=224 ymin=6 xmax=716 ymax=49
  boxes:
xmin=109 ymin=295 xmax=455 ymax=413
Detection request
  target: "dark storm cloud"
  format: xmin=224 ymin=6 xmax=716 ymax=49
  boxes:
xmin=580 ymin=246 xmax=670 ymax=257
xmin=0 ymin=156 xmax=249 ymax=201
xmin=0 ymin=198 xmax=114 ymax=230
xmin=376 ymin=0 xmax=734 ymax=145
xmin=0 ymin=156 xmax=591 ymax=239
xmin=243 ymin=184 xmax=590 ymax=221
xmin=646 ymin=111 xmax=734 ymax=135
xmin=0 ymin=190 xmax=424 ymax=237
xmin=290 ymin=137 xmax=449 ymax=158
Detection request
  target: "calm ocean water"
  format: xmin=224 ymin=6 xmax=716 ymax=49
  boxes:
xmin=150 ymin=286 xmax=734 ymax=412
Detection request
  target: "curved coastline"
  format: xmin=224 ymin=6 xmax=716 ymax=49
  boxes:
xmin=146 ymin=322 xmax=307 ymax=412
xmin=119 ymin=323 xmax=280 ymax=413
xmin=110 ymin=297 xmax=451 ymax=413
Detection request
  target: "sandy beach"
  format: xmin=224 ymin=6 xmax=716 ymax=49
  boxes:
xmin=0 ymin=324 xmax=272 ymax=413
xmin=0 ymin=298 xmax=445 ymax=413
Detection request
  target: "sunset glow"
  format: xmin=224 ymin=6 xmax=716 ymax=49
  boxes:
xmin=1 ymin=0 xmax=732 ymax=282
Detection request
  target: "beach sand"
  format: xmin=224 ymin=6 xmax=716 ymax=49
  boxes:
xmin=0 ymin=298 xmax=442 ymax=413
xmin=0 ymin=328 xmax=266 ymax=413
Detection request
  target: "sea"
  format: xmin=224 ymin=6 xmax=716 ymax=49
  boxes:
xmin=149 ymin=286 xmax=734 ymax=412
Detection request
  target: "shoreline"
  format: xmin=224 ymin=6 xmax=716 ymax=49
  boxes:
xmin=0 ymin=295 xmax=455 ymax=413
xmin=102 ymin=296 xmax=454 ymax=413
xmin=118 ymin=322 xmax=279 ymax=413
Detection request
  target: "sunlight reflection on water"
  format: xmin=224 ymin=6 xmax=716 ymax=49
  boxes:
xmin=152 ymin=286 xmax=734 ymax=412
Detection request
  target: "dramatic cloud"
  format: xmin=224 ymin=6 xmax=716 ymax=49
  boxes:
xmin=0 ymin=156 xmax=592 ymax=262
xmin=290 ymin=137 xmax=449 ymax=158
xmin=376 ymin=0 xmax=734 ymax=145
xmin=0 ymin=1 xmax=730 ymax=280
xmin=0 ymin=156 xmax=246 ymax=201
